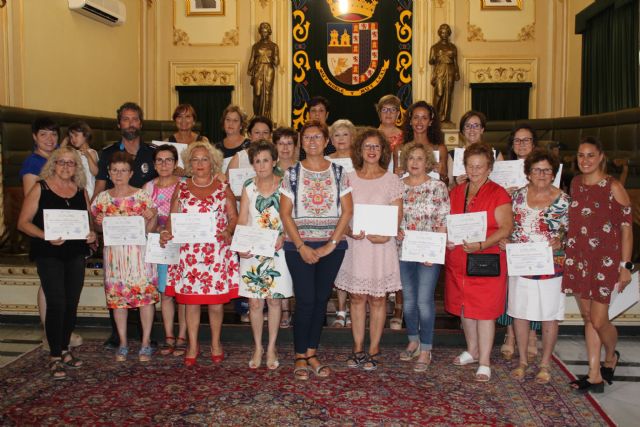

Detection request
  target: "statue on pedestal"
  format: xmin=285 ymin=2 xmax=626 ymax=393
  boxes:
xmin=248 ymin=22 xmax=280 ymax=120
xmin=429 ymin=24 xmax=459 ymax=128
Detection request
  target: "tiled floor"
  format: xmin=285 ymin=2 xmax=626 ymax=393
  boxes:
xmin=1 ymin=324 xmax=638 ymax=426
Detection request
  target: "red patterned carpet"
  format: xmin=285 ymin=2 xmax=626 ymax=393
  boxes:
xmin=0 ymin=342 xmax=614 ymax=426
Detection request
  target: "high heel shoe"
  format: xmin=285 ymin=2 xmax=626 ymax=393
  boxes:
xmin=184 ymin=344 xmax=200 ymax=367
xmin=211 ymin=345 xmax=224 ymax=364
xmin=500 ymin=335 xmax=515 ymax=360
xmin=601 ymin=350 xmax=620 ymax=385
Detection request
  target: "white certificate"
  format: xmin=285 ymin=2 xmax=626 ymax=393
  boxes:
xmin=552 ymin=164 xmax=563 ymax=188
xmin=43 ymin=209 xmax=90 ymax=241
xmin=609 ymin=272 xmax=640 ymax=320
xmin=401 ymin=231 xmax=447 ymax=264
xmin=230 ymin=225 xmax=279 ymax=258
xmin=446 ymin=212 xmax=487 ymax=244
xmin=328 ymin=157 xmax=354 ymax=173
xmin=228 ymin=167 xmax=256 ymax=196
xmin=102 ymin=216 xmax=146 ymax=246
xmin=490 ymin=159 xmax=527 ymax=189
xmin=452 ymin=148 xmax=466 ymax=177
xmin=170 ymin=212 xmax=216 ymax=244
xmin=222 ymin=157 xmax=232 ymax=173
xmin=153 ymin=141 xmax=187 ymax=168
xmin=353 ymin=204 xmax=398 ymax=236
xmin=506 ymin=242 xmax=555 ymax=276
xmin=144 ymin=233 xmax=180 ymax=265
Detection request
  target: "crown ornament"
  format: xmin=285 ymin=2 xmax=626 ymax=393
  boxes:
xmin=326 ymin=0 xmax=378 ymax=22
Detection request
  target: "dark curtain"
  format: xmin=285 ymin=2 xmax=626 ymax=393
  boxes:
xmin=175 ymin=86 xmax=233 ymax=143
xmin=470 ymin=83 xmax=532 ymax=120
xmin=580 ymin=0 xmax=639 ymax=114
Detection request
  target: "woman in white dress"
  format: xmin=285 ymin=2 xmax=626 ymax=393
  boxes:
xmin=237 ymin=140 xmax=293 ymax=370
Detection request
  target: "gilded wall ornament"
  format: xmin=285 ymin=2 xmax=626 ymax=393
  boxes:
xmin=517 ymin=23 xmax=535 ymax=41
xmin=177 ymin=68 xmax=233 ymax=85
xmin=467 ymin=23 xmax=486 ymax=42
xmin=221 ymin=28 xmax=239 ymax=46
xmin=173 ymin=28 xmax=190 ymax=45
xmin=471 ymin=66 xmax=530 ymax=82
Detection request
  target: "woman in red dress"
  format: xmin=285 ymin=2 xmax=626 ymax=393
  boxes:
xmin=565 ymin=137 xmax=633 ymax=393
xmin=445 ymin=143 xmax=513 ymax=382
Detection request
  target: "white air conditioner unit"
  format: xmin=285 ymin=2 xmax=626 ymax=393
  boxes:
xmin=68 ymin=0 xmax=126 ymax=26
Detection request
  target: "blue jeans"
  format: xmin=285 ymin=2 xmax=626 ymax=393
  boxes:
xmin=399 ymin=261 xmax=441 ymax=351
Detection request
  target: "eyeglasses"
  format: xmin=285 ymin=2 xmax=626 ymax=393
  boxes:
xmin=531 ymin=167 xmax=554 ymax=176
xmin=109 ymin=168 xmax=131 ymax=174
xmin=381 ymin=107 xmax=398 ymax=113
xmin=190 ymin=157 xmax=210 ymax=164
xmin=464 ymin=123 xmax=482 ymax=130
xmin=513 ymin=137 xmax=533 ymax=145
xmin=363 ymin=144 xmax=382 ymax=152
xmin=155 ymin=158 xmax=176 ymax=165
xmin=302 ymin=134 xmax=324 ymax=142
xmin=55 ymin=160 xmax=76 ymax=167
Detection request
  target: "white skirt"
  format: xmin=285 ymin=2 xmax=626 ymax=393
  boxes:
xmin=507 ymin=276 xmax=565 ymax=321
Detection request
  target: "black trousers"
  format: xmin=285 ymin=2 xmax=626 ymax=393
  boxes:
xmin=285 ymin=249 xmax=345 ymax=354
xmin=36 ymin=255 xmax=86 ymax=357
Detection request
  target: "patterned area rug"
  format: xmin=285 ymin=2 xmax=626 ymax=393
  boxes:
xmin=0 ymin=342 xmax=614 ymax=426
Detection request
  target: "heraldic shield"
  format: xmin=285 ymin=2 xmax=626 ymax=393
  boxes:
xmin=291 ymin=0 xmax=413 ymax=127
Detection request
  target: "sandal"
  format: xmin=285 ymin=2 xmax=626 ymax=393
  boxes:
xmin=266 ymin=349 xmax=280 ymax=370
xmin=332 ymin=311 xmax=346 ymax=327
xmin=475 ymin=365 xmax=491 ymax=382
xmin=346 ymin=351 xmax=367 ymax=368
xmin=61 ymin=350 xmax=83 ymax=368
xmin=601 ymin=350 xmax=620 ymax=385
xmin=49 ymin=359 xmax=66 ymax=380
xmin=390 ymin=304 xmax=403 ymax=330
xmin=527 ymin=333 xmax=538 ymax=363
xmin=500 ymin=334 xmax=515 ymax=360
xmin=362 ymin=352 xmax=381 ymax=372
xmin=115 ymin=346 xmax=128 ymax=362
xmin=535 ymin=364 xmax=551 ymax=384
xmin=159 ymin=337 xmax=176 ymax=356
xmin=293 ymin=356 xmax=309 ymax=381
xmin=510 ymin=363 xmax=528 ymax=381
xmin=413 ymin=352 xmax=432 ymax=373
xmin=570 ymin=376 xmax=604 ymax=393
xmin=307 ymin=355 xmax=331 ymax=377
xmin=399 ymin=346 xmax=420 ymax=361
xmin=453 ymin=351 xmax=478 ymax=366
xmin=249 ymin=347 xmax=264 ymax=369
xmin=280 ymin=310 xmax=292 ymax=329
xmin=173 ymin=337 xmax=187 ymax=357
xmin=138 ymin=346 xmax=153 ymax=363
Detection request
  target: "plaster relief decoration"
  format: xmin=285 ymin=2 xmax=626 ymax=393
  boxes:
xmin=186 ymin=0 xmax=224 ymax=16
xmin=469 ymin=64 xmax=532 ymax=83
xmin=177 ymin=68 xmax=233 ymax=85
xmin=259 ymin=0 xmax=270 ymax=8
xmin=173 ymin=0 xmax=237 ymax=45
xmin=170 ymin=61 xmax=241 ymax=111
xmin=469 ymin=0 xmax=534 ymax=41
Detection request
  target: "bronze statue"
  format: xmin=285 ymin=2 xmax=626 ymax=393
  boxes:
xmin=429 ymin=24 xmax=459 ymax=127
xmin=248 ymin=22 xmax=280 ymax=120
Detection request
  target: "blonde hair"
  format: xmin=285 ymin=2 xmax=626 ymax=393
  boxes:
xmin=399 ymin=142 xmax=436 ymax=175
xmin=39 ymin=146 xmax=87 ymax=189
xmin=329 ymin=119 xmax=357 ymax=142
xmin=182 ymin=141 xmax=224 ymax=176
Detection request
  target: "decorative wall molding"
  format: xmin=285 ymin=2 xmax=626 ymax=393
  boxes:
xmin=517 ymin=22 xmax=535 ymax=41
xmin=220 ymin=28 xmax=239 ymax=46
xmin=259 ymin=0 xmax=269 ymax=8
xmin=0 ymin=0 xmax=6 ymax=8
xmin=173 ymin=28 xmax=190 ymax=45
xmin=467 ymin=23 xmax=486 ymax=42
xmin=176 ymin=68 xmax=234 ymax=86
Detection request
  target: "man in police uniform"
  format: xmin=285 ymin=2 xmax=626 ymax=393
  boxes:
xmin=94 ymin=102 xmax=158 ymax=349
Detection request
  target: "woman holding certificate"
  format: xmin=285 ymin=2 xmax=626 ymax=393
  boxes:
xmin=280 ymin=120 xmax=353 ymax=380
xmin=18 ymin=146 xmax=96 ymax=379
xmin=565 ymin=137 xmax=632 ymax=393
xmin=396 ymin=143 xmax=450 ymax=372
xmin=237 ymin=141 xmax=293 ymax=370
xmin=162 ymin=141 xmax=239 ymax=366
xmin=91 ymin=152 xmax=158 ymax=363
xmin=143 ymin=145 xmax=187 ymax=357
xmin=445 ymin=143 xmax=513 ymax=382
xmin=335 ymin=128 xmax=403 ymax=371
xmin=500 ymin=149 xmax=569 ymax=384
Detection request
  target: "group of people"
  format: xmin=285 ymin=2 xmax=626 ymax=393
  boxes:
xmin=17 ymin=98 xmax=632 ymax=395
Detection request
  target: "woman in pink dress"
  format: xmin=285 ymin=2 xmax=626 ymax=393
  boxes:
xmin=335 ymin=128 xmax=403 ymax=371
xmin=161 ymin=141 xmax=239 ymax=366
xmin=565 ymin=137 xmax=632 ymax=393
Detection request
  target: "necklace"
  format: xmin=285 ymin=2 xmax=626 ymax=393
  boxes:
xmin=191 ymin=176 xmax=214 ymax=188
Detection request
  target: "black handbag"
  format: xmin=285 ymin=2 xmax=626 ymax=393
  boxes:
xmin=466 ymin=253 xmax=500 ymax=277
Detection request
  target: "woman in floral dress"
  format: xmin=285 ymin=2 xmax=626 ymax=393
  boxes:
xmin=91 ymin=152 xmax=158 ymax=362
xmin=565 ymin=137 xmax=633 ymax=393
xmin=237 ymin=141 xmax=292 ymax=370
xmin=161 ymin=141 xmax=239 ymax=366
xmin=499 ymin=149 xmax=569 ymax=384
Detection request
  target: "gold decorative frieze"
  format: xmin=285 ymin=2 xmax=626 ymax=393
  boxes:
xmin=220 ymin=28 xmax=239 ymax=46
xmin=517 ymin=23 xmax=535 ymax=41
xmin=259 ymin=0 xmax=270 ymax=8
xmin=177 ymin=68 xmax=234 ymax=85
xmin=173 ymin=28 xmax=190 ymax=46
xmin=468 ymin=64 xmax=532 ymax=83
xmin=467 ymin=23 xmax=486 ymax=42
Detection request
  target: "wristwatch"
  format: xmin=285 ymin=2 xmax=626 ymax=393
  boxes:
xmin=620 ymin=261 xmax=634 ymax=271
